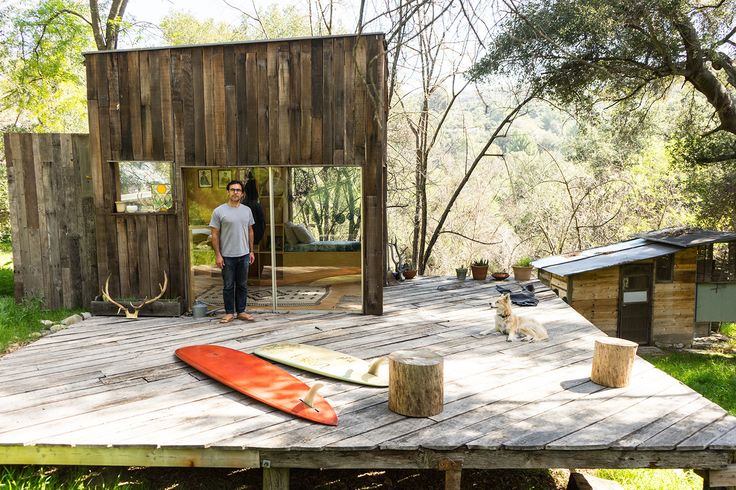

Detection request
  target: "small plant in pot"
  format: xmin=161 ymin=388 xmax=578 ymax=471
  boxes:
xmin=402 ymin=260 xmax=417 ymax=279
xmin=471 ymin=258 xmax=489 ymax=281
xmin=455 ymin=264 xmax=468 ymax=281
xmin=490 ymin=262 xmax=509 ymax=281
xmin=512 ymin=256 xmax=534 ymax=281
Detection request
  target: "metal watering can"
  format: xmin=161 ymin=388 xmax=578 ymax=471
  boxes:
xmin=192 ymin=300 xmax=209 ymax=319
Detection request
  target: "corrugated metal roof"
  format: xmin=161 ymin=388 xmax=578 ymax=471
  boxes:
xmin=533 ymin=241 xmax=680 ymax=277
xmin=635 ymin=227 xmax=736 ymax=247
xmin=533 ymin=239 xmax=649 ymax=269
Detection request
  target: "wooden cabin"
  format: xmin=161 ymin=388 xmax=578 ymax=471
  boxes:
xmin=4 ymin=34 xmax=388 ymax=314
xmin=534 ymin=228 xmax=736 ymax=347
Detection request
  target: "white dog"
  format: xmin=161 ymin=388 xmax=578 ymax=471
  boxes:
xmin=490 ymin=293 xmax=548 ymax=342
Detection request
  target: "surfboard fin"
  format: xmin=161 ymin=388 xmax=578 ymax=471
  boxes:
xmin=367 ymin=356 xmax=387 ymax=376
xmin=300 ymin=382 xmax=324 ymax=410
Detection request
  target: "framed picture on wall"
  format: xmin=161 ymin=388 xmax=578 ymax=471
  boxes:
xmin=218 ymin=169 xmax=233 ymax=188
xmin=197 ymin=169 xmax=212 ymax=188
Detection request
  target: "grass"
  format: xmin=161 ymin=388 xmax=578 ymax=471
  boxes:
xmin=0 ymin=466 xmax=131 ymax=489
xmin=593 ymin=468 xmax=702 ymax=490
xmin=0 ymin=241 xmax=81 ymax=354
xmin=642 ymin=351 xmax=736 ymax=416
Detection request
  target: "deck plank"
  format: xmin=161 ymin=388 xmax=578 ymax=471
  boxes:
xmin=0 ymin=277 xmax=734 ymax=471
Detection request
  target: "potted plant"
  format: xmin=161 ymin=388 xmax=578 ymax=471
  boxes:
xmin=455 ymin=264 xmax=468 ymax=281
xmin=512 ymin=256 xmax=534 ymax=281
xmin=403 ymin=260 xmax=417 ymax=279
xmin=490 ymin=261 xmax=509 ymax=281
xmin=471 ymin=258 xmax=489 ymax=280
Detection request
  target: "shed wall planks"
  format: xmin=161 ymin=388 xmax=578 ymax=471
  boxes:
xmin=84 ymin=35 xmax=387 ymax=311
xmin=4 ymin=133 xmax=97 ymax=309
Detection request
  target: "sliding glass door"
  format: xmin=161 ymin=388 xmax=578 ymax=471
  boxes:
xmin=185 ymin=166 xmax=362 ymax=313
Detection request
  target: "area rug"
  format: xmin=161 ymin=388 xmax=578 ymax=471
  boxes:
xmin=196 ymin=285 xmax=330 ymax=307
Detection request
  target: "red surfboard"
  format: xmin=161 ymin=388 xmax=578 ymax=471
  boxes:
xmin=175 ymin=345 xmax=338 ymax=426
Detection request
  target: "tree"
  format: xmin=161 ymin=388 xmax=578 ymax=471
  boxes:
xmin=0 ymin=0 xmax=92 ymax=131
xmin=159 ymin=12 xmax=245 ymax=45
xmin=469 ymin=0 xmax=736 ymax=164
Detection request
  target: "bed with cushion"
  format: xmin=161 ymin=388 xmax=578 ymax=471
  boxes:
xmin=282 ymin=222 xmax=361 ymax=267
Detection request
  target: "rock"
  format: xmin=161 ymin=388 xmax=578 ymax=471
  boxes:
xmin=49 ymin=324 xmax=66 ymax=333
xmin=61 ymin=314 xmax=84 ymax=326
xmin=29 ymin=332 xmax=44 ymax=339
xmin=81 ymin=312 xmax=92 ymax=320
xmin=40 ymin=320 xmax=54 ymax=327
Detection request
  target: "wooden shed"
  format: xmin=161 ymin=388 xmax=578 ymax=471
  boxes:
xmin=534 ymin=228 xmax=736 ymax=347
xmin=4 ymin=34 xmax=388 ymax=314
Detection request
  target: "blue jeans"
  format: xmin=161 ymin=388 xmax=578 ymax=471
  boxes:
xmin=222 ymin=255 xmax=249 ymax=314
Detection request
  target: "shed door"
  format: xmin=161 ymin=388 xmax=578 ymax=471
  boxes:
xmin=618 ymin=264 xmax=652 ymax=345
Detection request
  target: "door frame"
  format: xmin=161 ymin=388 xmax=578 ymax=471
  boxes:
xmin=617 ymin=262 xmax=654 ymax=345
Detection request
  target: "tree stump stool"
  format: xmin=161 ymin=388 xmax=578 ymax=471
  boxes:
xmin=388 ymin=349 xmax=443 ymax=417
xmin=590 ymin=337 xmax=638 ymax=388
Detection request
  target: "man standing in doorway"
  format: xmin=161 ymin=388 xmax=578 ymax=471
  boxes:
xmin=209 ymin=180 xmax=255 ymax=323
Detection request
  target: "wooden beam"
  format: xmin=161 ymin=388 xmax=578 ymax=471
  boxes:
xmin=258 ymin=449 xmax=732 ymax=470
xmin=709 ymin=464 xmax=736 ymax=489
xmin=0 ymin=445 xmax=259 ymax=468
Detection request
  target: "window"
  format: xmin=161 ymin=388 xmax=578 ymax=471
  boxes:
xmin=697 ymin=243 xmax=736 ymax=283
xmin=655 ymin=254 xmax=674 ymax=282
xmin=114 ymin=161 xmax=173 ymax=213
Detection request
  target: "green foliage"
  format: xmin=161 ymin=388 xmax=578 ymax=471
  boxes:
xmin=0 ymin=465 xmax=130 ymax=489
xmin=721 ymin=323 xmax=736 ymax=337
xmin=0 ymin=244 xmax=80 ymax=353
xmin=0 ymin=0 xmax=92 ymax=131
xmin=643 ymin=352 xmax=736 ymax=416
xmin=515 ymin=256 xmax=533 ymax=267
xmin=292 ymin=167 xmax=361 ymax=241
xmin=159 ymin=4 xmax=325 ymax=47
xmin=469 ymin=0 xmax=736 ymax=168
xmin=160 ymin=12 xmax=246 ymax=45
xmin=593 ymin=468 xmax=702 ymax=490
xmin=471 ymin=258 xmax=488 ymax=267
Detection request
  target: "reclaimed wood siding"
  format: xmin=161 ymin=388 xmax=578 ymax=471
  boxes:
xmin=569 ymin=267 xmax=619 ymax=336
xmin=652 ymin=249 xmax=697 ymax=345
xmin=85 ymin=35 xmax=387 ymax=311
xmin=4 ymin=133 xmax=97 ymax=309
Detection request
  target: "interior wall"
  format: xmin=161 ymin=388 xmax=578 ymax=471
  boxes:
xmin=84 ymin=35 xmax=387 ymax=312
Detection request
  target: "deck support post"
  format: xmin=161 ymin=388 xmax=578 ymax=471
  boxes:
xmin=439 ymin=459 xmax=462 ymax=490
xmin=263 ymin=467 xmax=289 ymax=490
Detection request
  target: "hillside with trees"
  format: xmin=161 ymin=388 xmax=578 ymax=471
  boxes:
xmin=0 ymin=0 xmax=732 ymax=273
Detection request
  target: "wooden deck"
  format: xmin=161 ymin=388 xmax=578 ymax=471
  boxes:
xmin=1 ymin=277 xmax=734 ymax=487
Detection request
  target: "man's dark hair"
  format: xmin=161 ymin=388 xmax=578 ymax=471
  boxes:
xmin=226 ymin=180 xmax=243 ymax=191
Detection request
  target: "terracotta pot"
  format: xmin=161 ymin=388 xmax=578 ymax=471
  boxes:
xmin=512 ymin=265 xmax=533 ymax=281
xmin=491 ymin=272 xmax=509 ymax=281
xmin=404 ymin=269 xmax=417 ymax=279
xmin=471 ymin=265 xmax=488 ymax=281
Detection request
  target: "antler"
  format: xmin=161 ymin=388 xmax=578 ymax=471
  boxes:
xmin=102 ymin=275 xmax=131 ymax=316
xmin=133 ymin=271 xmax=169 ymax=309
xmin=101 ymin=272 xmax=168 ymax=319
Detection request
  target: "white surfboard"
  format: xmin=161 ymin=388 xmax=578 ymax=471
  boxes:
xmin=253 ymin=343 xmax=388 ymax=387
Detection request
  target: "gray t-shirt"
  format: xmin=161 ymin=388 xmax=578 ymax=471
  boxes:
xmin=209 ymin=203 xmax=255 ymax=257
